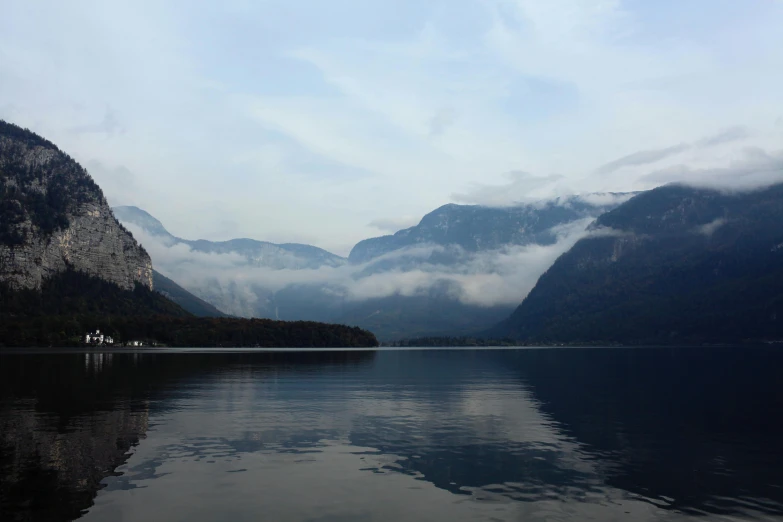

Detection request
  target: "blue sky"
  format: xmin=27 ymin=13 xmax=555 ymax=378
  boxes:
xmin=2 ymin=0 xmax=782 ymax=254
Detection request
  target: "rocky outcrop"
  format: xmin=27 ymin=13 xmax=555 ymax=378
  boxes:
xmin=0 ymin=121 xmax=153 ymax=291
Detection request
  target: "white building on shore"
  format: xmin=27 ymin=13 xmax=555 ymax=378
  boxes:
xmin=85 ymin=330 xmax=114 ymax=345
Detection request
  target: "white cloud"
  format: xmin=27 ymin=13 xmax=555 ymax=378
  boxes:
xmin=640 ymin=148 xmax=783 ymax=191
xmin=595 ymin=144 xmax=691 ymax=175
xmin=70 ymin=106 xmax=126 ymax=136
xmin=697 ymin=126 xmax=751 ymax=148
xmin=452 ymin=171 xmax=566 ymax=206
xmin=694 ymin=218 xmax=727 ymax=237
xmin=1 ymin=0 xmax=782 ymax=250
xmin=130 ymin=218 xmax=593 ymax=315
xmin=574 ymin=192 xmax=636 ymax=207
xmin=367 ymin=217 xmax=420 ymax=234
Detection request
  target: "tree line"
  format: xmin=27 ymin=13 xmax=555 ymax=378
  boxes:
xmin=0 ymin=270 xmax=378 ymax=348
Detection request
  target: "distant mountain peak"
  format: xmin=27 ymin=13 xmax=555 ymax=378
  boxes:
xmin=113 ymin=205 xmax=172 ymax=238
xmin=348 ymin=193 xmax=632 ymax=264
xmin=112 ymin=205 xmax=347 ymax=270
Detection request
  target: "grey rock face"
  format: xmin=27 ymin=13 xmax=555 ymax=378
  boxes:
xmin=0 ymin=202 xmax=153 ymax=291
xmin=0 ymin=123 xmax=153 ymax=291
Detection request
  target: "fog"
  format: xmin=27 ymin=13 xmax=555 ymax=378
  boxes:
xmin=128 ymin=218 xmax=594 ymax=315
xmin=642 ymin=148 xmax=783 ymax=192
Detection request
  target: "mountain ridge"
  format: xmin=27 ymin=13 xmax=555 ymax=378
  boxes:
xmin=115 ymin=196 xmax=631 ymax=340
xmin=152 ymin=270 xmax=229 ymax=318
xmin=113 ymin=205 xmax=346 ymax=269
xmin=492 ymin=182 xmax=783 ymax=344
xmin=0 ymin=121 xmax=379 ymax=348
xmin=349 ymin=194 xmax=633 ymax=264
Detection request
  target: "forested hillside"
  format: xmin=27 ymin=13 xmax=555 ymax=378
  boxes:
xmin=493 ymin=184 xmax=783 ymax=344
xmin=0 ymin=270 xmax=378 ymax=347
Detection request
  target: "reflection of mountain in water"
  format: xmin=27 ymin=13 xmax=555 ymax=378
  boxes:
xmin=346 ymin=350 xmax=601 ymax=500
xmin=496 ymin=348 xmax=783 ymax=517
xmin=0 ymin=351 xmax=376 ymax=522
xmin=1 ymin=407 xmax=149 ymax=522
xmin=3 ymin=348 xmax=783 ymax=521
xmin=341 ymin=349 xmax=783 ymax=517
xmin=0 ymin=354 xmax=150 ymax=522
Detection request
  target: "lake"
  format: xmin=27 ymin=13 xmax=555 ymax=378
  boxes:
xmin=2 ymin=347 xmax=783 ymax=521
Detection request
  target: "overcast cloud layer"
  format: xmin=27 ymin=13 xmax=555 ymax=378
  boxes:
xmin=2 ymin=0 xmax=782 ymax=254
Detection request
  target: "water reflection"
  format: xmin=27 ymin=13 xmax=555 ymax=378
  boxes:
xmin=504 ymin=348 xmax=783 ymax=517
xmin=1 ymin=348 xmax=783 ymax=521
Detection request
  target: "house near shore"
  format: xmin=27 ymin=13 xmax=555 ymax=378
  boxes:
xmin=85 ymin=330 xmax=114 ymax=345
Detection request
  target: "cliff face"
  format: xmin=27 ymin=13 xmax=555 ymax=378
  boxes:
xmin=0 ymin=121 xmax=152 ymax=291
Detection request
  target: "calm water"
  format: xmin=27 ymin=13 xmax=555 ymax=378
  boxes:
xmin=2 ymin=347 xmax=783 ymax=521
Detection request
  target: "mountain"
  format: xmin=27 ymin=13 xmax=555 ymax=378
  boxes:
xmin=333 ymin=195 xmax=633 ymax=339
xmin=0 ymin=121 xmax=378 ymax=348
xmin=333 ymin=294 xmax=514 ymax=340
xmin=0 ymin=269 xmax=191 ymax=319
xmin=0 ymin=269 xmax=378 ymax=347
xmin=0 ymin=121 xmax=152 ymax=290
xmin=493 ymin=183 xmax=783 ymax=344
xmin=111 ymin=177 xmax=634 ymax=343
xmin=113 ymin=206 xmax=346 ymax=269
xmin=113 ymin=205 xmax=348 ymax=319
xmin=349 ymin=195 xmax=632 ymax=264
xmin=152 ymin=270 xmax=228 ymax=317
xmin=115 ymin=195 xmax=632 ymax=340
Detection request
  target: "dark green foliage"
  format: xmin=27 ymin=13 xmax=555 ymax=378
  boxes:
xmin=0 ymin=120 xmax=103 ymax=241
xmin=0 ymin=120 xmax=60 ymax=149
xmin=0 ymin=192 xmax=25 ymax=245
xmin=0 ymin=270 xmax=378 ymax=348
xmin=152 ymin=270 xmax=229 ymax=317
xmin=0 ymin=269 xmax=190 ymax=317
xmin=494 ymin=183 xmax=783 ymax=345
xmin=0 ymin=314 xmax=379 ymax=348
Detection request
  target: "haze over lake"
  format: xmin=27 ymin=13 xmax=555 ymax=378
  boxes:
xmin=2 ymin=347 xmax=783 ymax=522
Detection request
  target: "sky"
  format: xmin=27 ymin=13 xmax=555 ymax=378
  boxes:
xmin=2 ymin=0 xmax=782 ymax=255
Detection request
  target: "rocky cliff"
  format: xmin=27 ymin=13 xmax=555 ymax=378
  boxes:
xmin=0 ymin=121 xmax=152 ymax=291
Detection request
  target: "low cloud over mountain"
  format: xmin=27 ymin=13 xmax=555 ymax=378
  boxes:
xmin=127 ymin=218 xmax=591 ymax=311
xmin=640 ymin=148 xmax=783 ymax=191
xmin=116 ymin=196 xmax=619 ymax=339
